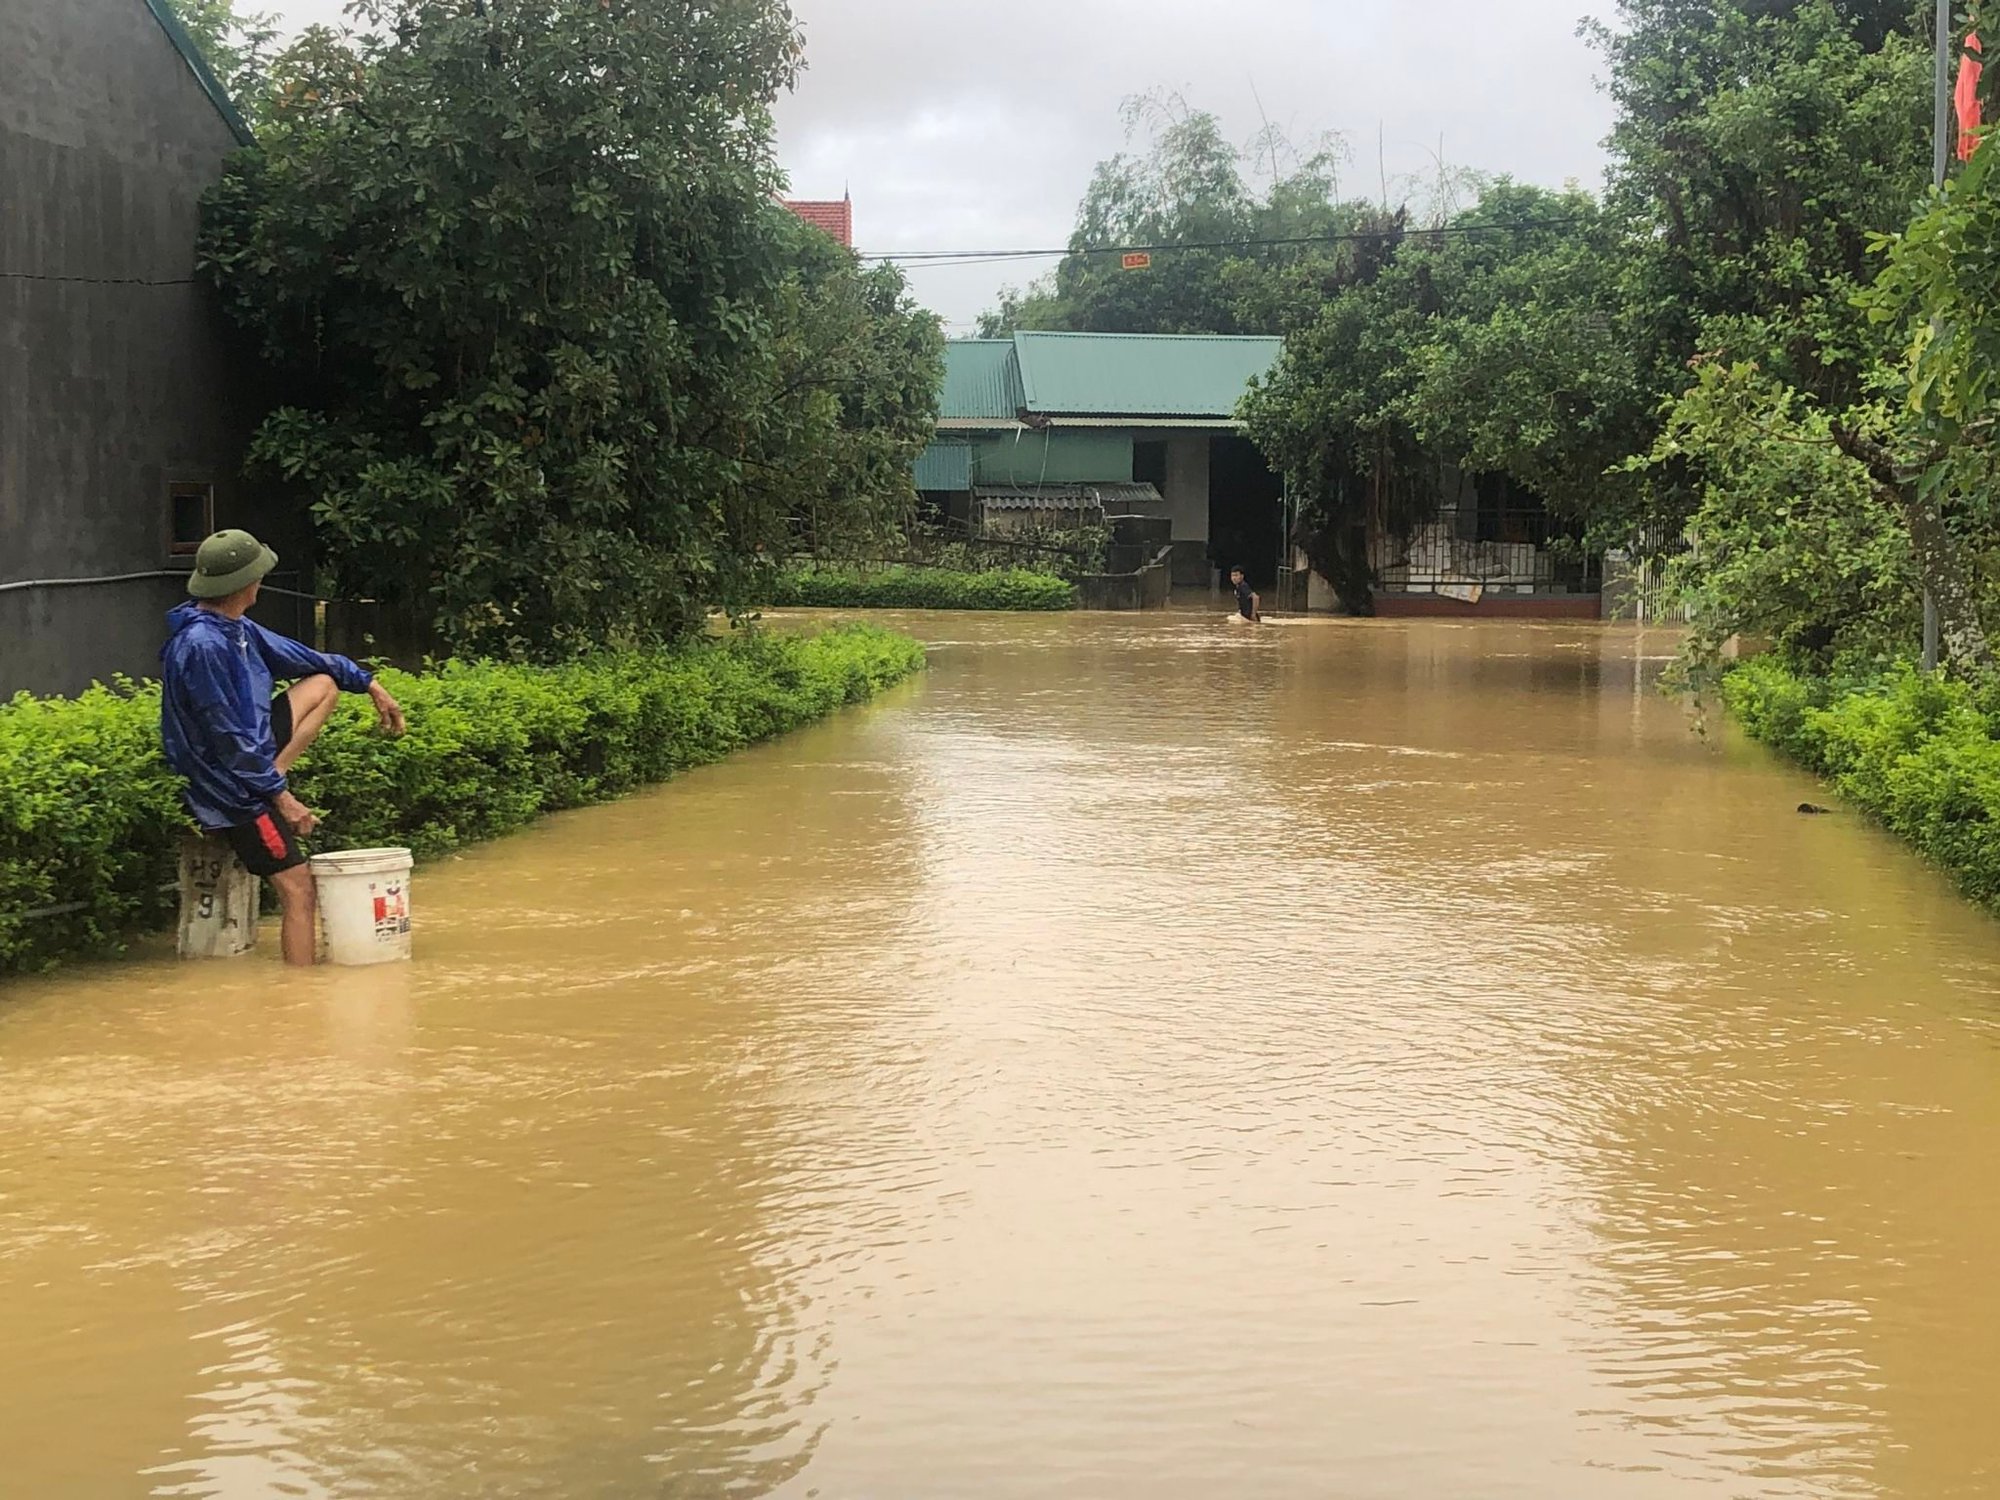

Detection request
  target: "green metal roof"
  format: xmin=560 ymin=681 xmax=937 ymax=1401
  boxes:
xmin=1011 ymin=332 xmax=1283 ymax=418
xmin=940 ymin=340 xmax=1025 ymax=422
xmin=937 ymin=333 xmax=1284 ymax=430
xmin=144 ymin=0 xmax=256 ymax=147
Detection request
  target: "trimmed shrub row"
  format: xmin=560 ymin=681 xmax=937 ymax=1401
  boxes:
xmin=1724 ymin=658 xmax=2000 ymax=907
xmin=763 ymin=564 xmax=1076 ymax=611
xmin=0 ymin=626 xmax=925 ymax=975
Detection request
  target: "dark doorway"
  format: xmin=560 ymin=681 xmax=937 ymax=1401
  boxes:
xmin=1208 ymin=435 xmax=1285 ymax=589
xmin=1133 ymin=440 xmax=1168 ymax=491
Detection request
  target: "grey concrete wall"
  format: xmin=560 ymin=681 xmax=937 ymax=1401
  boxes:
xmin=1161 ymin=434 xmax=1212 ymax=588
xmin=0 ymin=0 xmax=298 ymax=697
xmin=1077 ymin=553 xmax=1172 ymax=611
xmin=1161 ymin=435 xmax=1210 ymax=542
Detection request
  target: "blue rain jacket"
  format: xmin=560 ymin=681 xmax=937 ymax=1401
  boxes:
xmin=160 ymin=602 xmax=374 ymax=829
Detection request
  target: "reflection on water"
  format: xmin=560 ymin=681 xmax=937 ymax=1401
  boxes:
xmin=4 ymin=614 xmax=1998 ymax=1498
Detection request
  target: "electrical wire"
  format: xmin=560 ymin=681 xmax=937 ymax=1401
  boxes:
xmin=859 ymin=216 xmax=1591 ymax=269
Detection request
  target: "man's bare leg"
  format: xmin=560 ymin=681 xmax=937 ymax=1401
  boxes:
xmin=275 ymin=675 xmax=340 ymax=775
xmin=271 ymin=864 xmax=319 ymax=967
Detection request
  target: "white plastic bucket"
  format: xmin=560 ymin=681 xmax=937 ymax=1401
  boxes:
xmin=310 ymin=848 xmax=415 ymax=966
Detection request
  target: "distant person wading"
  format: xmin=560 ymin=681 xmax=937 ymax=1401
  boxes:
xmin=159 ymin=530 xmax=408 ymax=967
xmin=1231 ymin=566 xmax=1262 ymax=624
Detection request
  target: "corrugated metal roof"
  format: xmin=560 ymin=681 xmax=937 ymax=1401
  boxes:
xmin=937 ymin=332 xmax=1283 ymax=429
xmin=974 ymin=484 xmax=1105 ymax=513
xmin=970 ymin=482 xmax=1163 ymax=512
xmin=1089 ymin=482 xmax=1165 ymax=508
xmin=914 ymin=442 xmax=971 ymax=491
xmin=940 ymin=340 xmax=1025 ymax=422
xmin=1012 ymin=332 xmax=1282 ymax=418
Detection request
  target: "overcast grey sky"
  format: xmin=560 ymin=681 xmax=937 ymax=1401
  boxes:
xmin=263 ymin=1 xmax=1619 ymax=332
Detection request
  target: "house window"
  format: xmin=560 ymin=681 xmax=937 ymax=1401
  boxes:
xmin=1133 ymin=441 xmax=1168 ymax=489
xmin=168 ymin=482 xmax=214 ymax=558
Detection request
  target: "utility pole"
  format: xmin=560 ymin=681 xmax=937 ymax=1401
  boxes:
xmin=1927 ymin=0 xmax=1950 ymax=672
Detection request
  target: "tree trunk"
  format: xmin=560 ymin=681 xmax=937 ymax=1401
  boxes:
xmin=1831 ymin=426 xmax=1994 ymax=678
xmin=1294 ymin=513 xmax=1374 ymax=615
xmin=1904 ymin=484 xmax=1995 ymax=675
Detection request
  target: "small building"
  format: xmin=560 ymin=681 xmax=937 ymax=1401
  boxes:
xmin=781 ymin=195 xmax=854 ymax=247
xmin=916 ymin=332 xmax=1288 ymax=590
xmin=918 ymin=332 xmax=1605 ymax=617
xmin=1 ymin=0 xmax=313 ymax=697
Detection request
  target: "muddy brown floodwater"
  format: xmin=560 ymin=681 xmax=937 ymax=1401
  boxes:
xmin=5 ymin=614 xmax=2000 ymax=1499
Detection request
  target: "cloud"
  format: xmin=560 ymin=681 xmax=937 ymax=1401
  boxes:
xmin=261 ymin=0 xmax=1620 ymax=330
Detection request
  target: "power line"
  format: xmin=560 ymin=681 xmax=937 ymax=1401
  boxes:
xmin=860 ymin=217 xmax=1591 ymax=269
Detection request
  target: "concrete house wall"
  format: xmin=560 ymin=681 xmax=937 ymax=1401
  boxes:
xmin=0 ymin=0 xmax=305 ymax=697
xmin=970 ymin=430 xmax=1134 ymax=488
xmin=1161 ymin=435 xmax=1211 ymax=585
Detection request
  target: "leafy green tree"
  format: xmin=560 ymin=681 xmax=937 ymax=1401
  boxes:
xmin=1586 ymin=0 xmax=1930 ymax=406
xmin=1402 ymin=187 xmax=1647 ymax=520
xmin=1573 ymin=0 xmax=1936 ymax=572
xmin=1624 ymin=0 xmax=2000 ymax=680
xmin=1243 ymin=185 xmax=1642 ymax=610
xmin=757 ymin=220 xmax=946 ymax=562
xmin=1626 ymin=362 xmax=1919 ymax=689
xmin=1844 ymin=110 xmax=2000 ymax=675
xmin=979 ymin=92 xmax=1370 ymax=338
xmin=168 ymin=0 xmax=278 ymax=109
xmin=200 ymin=0 xmax=938 ymax=659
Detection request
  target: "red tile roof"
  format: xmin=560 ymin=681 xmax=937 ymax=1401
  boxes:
xmin=782 ymin=198 xmax=853 ymax=247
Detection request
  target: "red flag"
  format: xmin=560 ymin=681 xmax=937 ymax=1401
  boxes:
xmin=1957 ymin=32 xmax=1983 ymax=162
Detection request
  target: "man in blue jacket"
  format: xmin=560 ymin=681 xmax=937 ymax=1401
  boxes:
xmin=161 ymin=529 xmax=407 ymax=966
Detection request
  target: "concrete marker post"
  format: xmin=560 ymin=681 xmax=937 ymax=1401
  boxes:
xmin=177 ymin=832 xmax=259 ymax=959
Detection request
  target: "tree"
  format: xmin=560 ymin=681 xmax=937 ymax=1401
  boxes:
xmin=978 ymin=91 xmax=1367 ymax=338
xmin=1847 ymin=117 xmax=2000 ymax=675
xmin=1573 ymin=0 xmax=1935 ymax=558
xmin=1242 ymin=185 xmax=1644 ymax=611
xmin=1626 ymin=362 xmax=1919 ymax=689
xmin=753 ymin=219 xmax=946 ymax=563
xmin=169 ymin=0 xmax=278 ymax=108
xmin=200 ymin=0 xmax=938 ymax=659
xmin=1623 ymin=0 xmax=2000 ymax=680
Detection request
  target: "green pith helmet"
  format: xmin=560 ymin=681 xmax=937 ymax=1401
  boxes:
xmin=188 ymin=529 xmax=279 ymax=599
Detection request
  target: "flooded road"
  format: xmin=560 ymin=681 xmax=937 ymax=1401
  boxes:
xmin=5 ymin=614 xmax=2000 ymax=1499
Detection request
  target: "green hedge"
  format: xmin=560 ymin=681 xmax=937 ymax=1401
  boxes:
xmin=0 ymin=626 xmax=924 ymax=975
xmin=763 ymin=564 xmax=1076 ymax=611
xmin=1724 ymin=658 xmax=2000 ymax=907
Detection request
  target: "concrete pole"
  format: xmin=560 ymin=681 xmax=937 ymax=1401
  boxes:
xmin=1926 ymin=0 xmax=1950 ymax=672
xmin=1939 ymin=0 xmax=1954 ymax=190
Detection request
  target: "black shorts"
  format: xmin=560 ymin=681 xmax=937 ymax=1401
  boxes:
xmin=218 ymin=808 xmax=308 ymax=878
xmin=271 ymin=690 xmax=294 ymax=751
